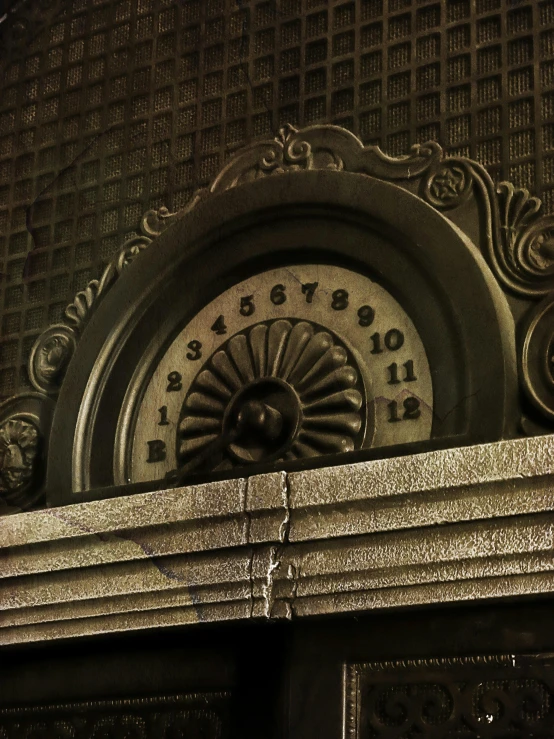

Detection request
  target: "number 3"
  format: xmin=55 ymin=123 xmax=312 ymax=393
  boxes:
xmin=186 ymin=340 xmax=202 ymax=360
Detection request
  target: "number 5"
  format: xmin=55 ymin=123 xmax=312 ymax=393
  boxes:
xmin=240 ymin=294 xmax=255 ymax=316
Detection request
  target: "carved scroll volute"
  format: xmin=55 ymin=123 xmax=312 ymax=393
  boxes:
xmin=28 ymin=325 xmax=78 ymax=396
xmin=0 ymin=394 xmax=55 ymax=512
xmin=27 ymin=207 xmax=178 ymax=396
xmin=494 ymin=183 xmax=554 ymax=298
xmin=209 ymin=124 xmax=443 ymax=194
xmin=519 ymin=292 xmax=554 ymax=422
xmin=419 ymin=155 xmax=554 ymax=299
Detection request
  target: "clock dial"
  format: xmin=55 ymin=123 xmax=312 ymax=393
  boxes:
xmin=121 ymin=265 xmax=433 ymax=484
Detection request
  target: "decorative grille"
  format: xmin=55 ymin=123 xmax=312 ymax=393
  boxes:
xmin=0 ymin=692 xmax=231 ymax=738
xmin=345 ymin=654 xmax=554 ymax=738
xmin=0 ymin=0 xmax=553 ymax=399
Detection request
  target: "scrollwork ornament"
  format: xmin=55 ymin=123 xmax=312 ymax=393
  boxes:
xmin=260 ymin=124 xmax=314 ymax=173
xmin=494 ymin=182 xmax=554 ymax=297
xmin=64 ymin=280 xmax=101 ymax=329
xmin=208 ymin=124 xmax=441 ymax=198
xmin=140 ymin=205 xmax=179 ymax=237
xmin=259 ymin=124 xmax=345 ymax=174
xmin=526 ymin=228 xmax=554 ymax=272
xmin=514 ymin=219 xmax=554 ymax=283
xmin=28 ymin=325 xmax=77 ymax=395
xmin=0 ymin=394 xmax=54 ymax=513
xmin=347 ymin=657 xmax=554 ymax=739
xmin=27 ymin=206 xmax=176 ymax=395
xmin=114 ymin=235 xmax=153 ymax=274
xmin=519 ymin=292 xmax=554 ymax=423
xmin=62 ymin=208 xmax=170 ymax=332
xmin=423 ymin=159 xmax=474 ymax=209
xmin=367 ymin=684 xmax=454 ymax=734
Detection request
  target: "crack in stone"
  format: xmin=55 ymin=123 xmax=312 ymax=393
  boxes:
xmin=278 ymin=470 xmax=291 ymax=544
xmin=282 ymin=562 xmax=299 ymax=620
xmin=247 ymin=546 xmax=255 ymax=620
xmin=242 ymin=477 xmax=255 ymax=619
xmin=241 ymin=477 xmax=251 ymax=545
xmin=262 ymin=545 xmax=280 ymax=619
xmin=260 ymin=471 xmax=295 ymax=619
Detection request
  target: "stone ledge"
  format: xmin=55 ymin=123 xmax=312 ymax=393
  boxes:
xmin=1 ymin=436 xmax=553 ymax=645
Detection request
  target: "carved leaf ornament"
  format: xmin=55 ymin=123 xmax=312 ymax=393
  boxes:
xmin=2 ymin=123 xmax=553 ymax=509
xmin=178 ymin=319 xmax=366 ymax=476
xmin=0 ymin=418 xmax=38 ymax=494
xmin=495 ymin=182 xmax=554 ymax=295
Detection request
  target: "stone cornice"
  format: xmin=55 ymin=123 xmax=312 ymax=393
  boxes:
xmin=1 ymin=435 xmax=554 ymax=645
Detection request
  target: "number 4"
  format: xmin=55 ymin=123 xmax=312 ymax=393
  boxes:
xmin=211 ymin=315 xmax=227 ymax=335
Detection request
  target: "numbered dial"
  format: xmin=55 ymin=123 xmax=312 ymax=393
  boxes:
xmin=178 ymin=319 xmax=368 ymax=473
xmin=121 ymin=265 xmax=433 ymax=483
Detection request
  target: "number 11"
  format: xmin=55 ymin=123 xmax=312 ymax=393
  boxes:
xmin=387 ymin=360 xmax=417 ymax=384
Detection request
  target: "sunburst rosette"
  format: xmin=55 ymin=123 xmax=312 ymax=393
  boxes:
xmin=177 ymin=319 xmax=372 ymax=472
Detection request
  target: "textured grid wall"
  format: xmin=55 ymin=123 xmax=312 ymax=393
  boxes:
xmin=0 ymin=0 xmax=553 ymax=400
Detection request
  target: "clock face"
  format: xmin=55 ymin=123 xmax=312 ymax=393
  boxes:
xmin=118 ymin=265 xmax=433 ymax=485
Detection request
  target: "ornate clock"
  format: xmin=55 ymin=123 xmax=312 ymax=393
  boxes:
xmin=120 ymin=264 xmax=433 ymax=485
xmin=6 ymin=123 xmax=553 ymax=511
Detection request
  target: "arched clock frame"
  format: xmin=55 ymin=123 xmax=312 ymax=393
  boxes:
xmin=41 ymin=132 xmax=518 ymax=505
xmin=7 ymin=123 xmax=554 ymax=511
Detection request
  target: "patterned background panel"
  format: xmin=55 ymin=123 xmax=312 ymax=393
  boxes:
xmin=1 ymin=0 xmax=554 ymax=400
xmin=0 ymin=692 xmax=231 ymax=739
xmin=345 ymin=654 xmax=554 ymax=738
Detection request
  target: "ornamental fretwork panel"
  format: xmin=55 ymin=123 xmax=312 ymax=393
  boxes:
xmin=345 ymin=655 xmax=554 ymax=739
xmin=0 ymin=693 xmax=231 ymax=739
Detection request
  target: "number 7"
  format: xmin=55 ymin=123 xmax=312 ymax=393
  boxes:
xmin=302 ymin=282 xmax=318 ymax=303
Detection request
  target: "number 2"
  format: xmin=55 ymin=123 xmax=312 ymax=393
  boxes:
xmin=166 ymin=371 xmax=182 ymax=391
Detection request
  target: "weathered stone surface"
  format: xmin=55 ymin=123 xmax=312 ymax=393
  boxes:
xmin=1 ymin=436 xmax=554 ymax=645
xmin=288 ymin=436 xmax=554 ymax=510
